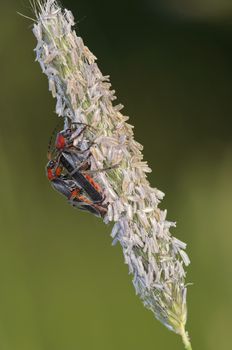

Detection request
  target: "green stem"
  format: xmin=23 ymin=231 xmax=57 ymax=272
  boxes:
xmin=180 ymin=324 xmax=192 ymax=350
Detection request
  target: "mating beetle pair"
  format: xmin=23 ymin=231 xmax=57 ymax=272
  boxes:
xmin=46 ymin=122 xmax=107 ymax=218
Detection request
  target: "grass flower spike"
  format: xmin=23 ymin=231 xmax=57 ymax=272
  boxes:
xmin=31 ymin=1 xmax=192 ymax=348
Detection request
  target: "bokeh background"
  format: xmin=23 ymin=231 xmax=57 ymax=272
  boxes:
xmin=0 ymin=0 xmax=232 ymax=349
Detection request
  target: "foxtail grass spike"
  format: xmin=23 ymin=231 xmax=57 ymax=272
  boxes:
xmin=31 ymin=1 xmax=192 ymax=347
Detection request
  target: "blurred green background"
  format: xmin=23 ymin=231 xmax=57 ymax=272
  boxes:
xmin=0 ymin=0 xmax=232 ymax=349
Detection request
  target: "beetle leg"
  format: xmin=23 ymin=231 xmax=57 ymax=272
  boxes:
xmin=80 ymin=163 xmax=119 ymax=175
xmin=71 ymin=122 xmax=96 ymax=132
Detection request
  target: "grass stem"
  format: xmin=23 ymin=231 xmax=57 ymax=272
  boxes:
xmin=180 ymin=324 xmax=192 ymax=350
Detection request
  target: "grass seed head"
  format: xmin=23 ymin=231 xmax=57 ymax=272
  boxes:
xmin=31 ymin=1 xmax=192 ymax=347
